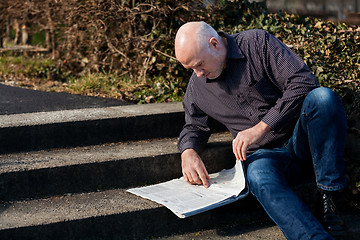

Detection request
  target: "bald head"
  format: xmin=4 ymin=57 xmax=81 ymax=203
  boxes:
xmin=175 ymin=22 xmax=219 ymax=59
xmin=174 ymin=21 xmax=227 ymax=79
xmin=175 ymin=22 xmax=227 ymax=79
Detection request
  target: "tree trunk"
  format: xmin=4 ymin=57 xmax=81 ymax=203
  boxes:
xmin=51 ymin=31 xmax=55 ymax=58
xmin=0 ymin=19 xmax=3 ymax=48
xmin=45 ymin=30 xmax=51 ymax=49
xmin=46 ymin=1 xmax=56 ymax=58
xmin=13 ymin=19 xmax=20 ymax=44
xmin=21 ymin=23 xmax=29 ymax=45
xmin=5 ymin=18 xmax=11 ymax=43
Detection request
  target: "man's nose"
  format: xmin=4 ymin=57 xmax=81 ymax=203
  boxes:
xmin=194 ymin=68 xmax=204 ymax=77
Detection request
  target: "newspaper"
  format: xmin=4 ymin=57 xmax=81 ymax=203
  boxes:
xmin=127 ymin=160 xmax=248 ymax=218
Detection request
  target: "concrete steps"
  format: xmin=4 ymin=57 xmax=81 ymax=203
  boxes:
xmin=0 ymin=102 xmax=359 ymax=239
xmin=0 ymin=102 xmax=248 ymax=239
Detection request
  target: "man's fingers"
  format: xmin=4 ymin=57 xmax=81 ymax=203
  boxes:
xmin=189 ymin=170 xmax=202 ymax=184
xmin=233 ymin=132 xmax=252 ymax=161
xmin=233 ymin=139 xmax=240 ymax=160
xmin=241 ymin=142 xmax=248 ymax=161
xmin=233 ymin=123 xmax=270 ymax=161
xmin=198 ymin=173 xmax=209 ymax=188
xmin=198 ymin=168 xmax=210 ymax=188
xmin=184 ymin=169 xmax=209 ymax=188
xmin=232 ymin=139 xmax=237 ymax=159
xmin=233 ymin=138 xmax=245 ymax=161
xmin=183 ymin=172 xmax=190 ymax=183
xmin=181 ymin=149 xmax=210 ymax=188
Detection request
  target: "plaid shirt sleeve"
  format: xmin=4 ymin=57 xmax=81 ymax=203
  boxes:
xmin=177 ymin=77 xmax=212 ymax=154
xmin=259 ymin=31 xmax=319 ymax=131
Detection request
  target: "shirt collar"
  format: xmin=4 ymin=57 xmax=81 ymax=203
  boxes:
xmin=218 ymin=31 xmax=245 ymax=59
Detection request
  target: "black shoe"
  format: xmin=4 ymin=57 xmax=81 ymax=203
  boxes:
xmin=317 ymin=190 xmax=346 ymax=232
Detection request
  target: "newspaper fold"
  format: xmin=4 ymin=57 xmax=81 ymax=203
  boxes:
xmin=127 ymin=160 xmax=248 ymax=218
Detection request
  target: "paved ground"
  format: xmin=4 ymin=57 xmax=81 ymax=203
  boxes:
xmin=157 ymin=224 xmax=286 ymax=240
xmin=156 ymin=207 xmax=360 ymax=240
xmin=0 ymin=84 xmax=132 ymax=115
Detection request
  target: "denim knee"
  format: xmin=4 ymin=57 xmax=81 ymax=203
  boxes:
xmin=247 ymin=165 xmax=262 ymax=196
xmin=247 ymin=162 xmax=275 ymax=197
xmin=304 ymin=87 xmax=342 ymax=115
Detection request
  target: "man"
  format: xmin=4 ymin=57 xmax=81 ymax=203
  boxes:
xmin=175 ymin=21 xmax=347 ymax=240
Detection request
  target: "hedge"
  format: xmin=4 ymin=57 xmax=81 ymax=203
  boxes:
xmin=1 ymin=0 xmax=359 ymax=193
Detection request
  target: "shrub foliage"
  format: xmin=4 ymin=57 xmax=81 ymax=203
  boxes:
xmin=2 ymin=0 xmax=358 ymax=118
xmin=1 ymin=0 xmax=359 ymax=191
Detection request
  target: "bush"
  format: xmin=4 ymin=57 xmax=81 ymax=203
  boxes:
xmin=231 ymin=12 xmax=360 ymax=128
xmin=1 ymin=0 xmax=359 ymax=194
xmin=55 ymin=0 xmax=360 ymax=126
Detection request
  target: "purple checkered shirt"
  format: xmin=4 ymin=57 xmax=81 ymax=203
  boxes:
xmin=178 ymin=29 xmax=319 ymax=154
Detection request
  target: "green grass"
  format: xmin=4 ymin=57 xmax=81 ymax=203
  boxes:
xmin=0 ymin=55 xmax=66 ymax=81
xmin=31 ymin=31 xmax=46 ymax=46
xmin=68 ymin=73 xmax=135 ymax=100
xmin=67 ymin=72 xmax=185 ymax=103
xmin=0 ymin=54 xmax=185 ymax=103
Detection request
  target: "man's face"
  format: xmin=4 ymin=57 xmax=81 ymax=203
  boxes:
xmin=183 ymin=49 xmax=224 ymax=79
xmin=177 ymin=38 xmax=226 ymax=80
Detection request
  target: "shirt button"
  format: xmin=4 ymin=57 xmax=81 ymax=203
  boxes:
xmin=249 ymin=112 xmax=252 ymax=116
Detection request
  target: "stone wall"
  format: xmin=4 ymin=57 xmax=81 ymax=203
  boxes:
xmin=250 ymin=0 xmax=360 ymax=24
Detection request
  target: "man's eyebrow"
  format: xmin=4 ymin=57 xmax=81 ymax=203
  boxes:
xmin=183 ymin=61 xmax=202 ymax=70
xmin=192 ymin=61 xmax=202 ymax=68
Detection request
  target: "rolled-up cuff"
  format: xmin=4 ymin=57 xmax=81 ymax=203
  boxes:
xmin=261 ymin=109 xmax=284 ymax=131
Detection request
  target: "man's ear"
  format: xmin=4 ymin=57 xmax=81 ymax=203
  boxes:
xmin=209 ymin=37 xmax=219 ymax=49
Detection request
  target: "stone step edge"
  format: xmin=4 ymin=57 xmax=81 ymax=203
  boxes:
xmin=1 ymin=186 xmax=359 ymax=240
xmin=0 ymin=102 xmax=183 ymax=128
xmin=0 ymin=132 xmax=235 ymax=201
xmin=0 ymin=102 xmax=193 ymax=153
xmin=0 ymin=187 xmax=269 ymax=239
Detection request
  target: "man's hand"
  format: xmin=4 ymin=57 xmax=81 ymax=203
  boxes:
xmin=233 ymin=121 xmax=271 ymax=161
xmin=181 ymin=149 xmax=210 ymax=188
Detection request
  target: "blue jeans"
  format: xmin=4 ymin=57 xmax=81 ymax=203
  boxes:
xmin=246 ymin=87 xmax=347 ymax=240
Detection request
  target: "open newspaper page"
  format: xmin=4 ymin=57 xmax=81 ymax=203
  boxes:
xmin=127 ymin=160 xmax=248 ymax=218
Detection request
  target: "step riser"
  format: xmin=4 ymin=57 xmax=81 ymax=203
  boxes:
xmin=2 ymin=183 xmax=359 ymax=240
xmin=0 ymin=143 xmax=234 ymax=201
xmin=0 ymin=113 xmax=227 ymax=154
xmin=0 ymin=113 xmax=185 ymax=154
xmin=0 ymin=197 xmax=268 ymax=240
